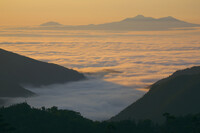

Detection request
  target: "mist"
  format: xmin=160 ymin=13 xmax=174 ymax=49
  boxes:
xmin=6 ymin=77 xmax=145 ymax=121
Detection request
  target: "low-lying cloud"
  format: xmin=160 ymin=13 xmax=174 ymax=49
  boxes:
xmin=6 ymin=79 xmax=145 ymax=121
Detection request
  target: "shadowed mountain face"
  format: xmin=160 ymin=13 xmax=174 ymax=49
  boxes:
xmin=110 ymin=66 xmax=200 ymax=123
xmin=0 ymin=48 xmax=85 ymax=99
xmin=0 ymin=48 xmax=85 ymax=86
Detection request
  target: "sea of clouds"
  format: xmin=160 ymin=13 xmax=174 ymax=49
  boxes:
xmin=0 ymin=29 xmax=200 ymax=120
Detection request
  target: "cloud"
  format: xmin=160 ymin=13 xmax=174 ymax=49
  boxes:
xmin=1 ymin=29 xmax=200 ymax=121
xmin=0 ymin=33 xmax=108 ymax=38
xmin=6 ymin=79 xmax=145 ymax=121
xmin=0 ymin=42 xmax=43 ymax=44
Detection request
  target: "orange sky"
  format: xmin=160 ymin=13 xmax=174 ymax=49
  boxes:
xmin=0 ymin=0 xmax=200 ymax=26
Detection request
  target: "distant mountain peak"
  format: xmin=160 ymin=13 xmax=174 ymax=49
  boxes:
xmin=123 ymin=15 xmax=155 ymax=21
xmin=158 ymin=16 xmax=179 ymax=21
xmin=166 ymin=16 xmax=174 ymax=18
xmin=134 ymin=15 xmax=145 ymax=18
xmin=40 ymin=21 xmax=62 ymax=26
xmin=123 ymin=15 xmax=181 ymax=21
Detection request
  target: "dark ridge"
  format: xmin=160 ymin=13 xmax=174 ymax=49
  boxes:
xmin=110 ymin=66 xmax=200 ymax=123
xmin=0 ymin=48 xmax=85 ymax=87
xmin=150 ymin=66 xmax=200 ymax=89
xmin=0 ymin=103 xmax=95 ymax=133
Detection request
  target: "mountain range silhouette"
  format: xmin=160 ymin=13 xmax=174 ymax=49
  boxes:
xmin=37 ymin=15 xmax=200 ymax=31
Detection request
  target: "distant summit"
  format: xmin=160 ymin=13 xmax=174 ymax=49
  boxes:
xmin=158 ymin=16 xmax=180 ymax=21
xmin=134 ymin=14 xmax=145 ymax=18
xmin=122 ymin=15 xmax=156 ymax=21
xmin=122 ymin=15 xmax=180 ymax=22
xmin=40 ymin=21 xmax=62 ymax=26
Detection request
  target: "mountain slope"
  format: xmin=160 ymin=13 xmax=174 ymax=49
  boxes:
xmin=0 ymin=48 xmax=85 ymax=100
xmin=0 ymin=78 xmax=34 ymax=97
xmin=0 ymin=48 xmax=85 ymax=87
xmin=110 ymin=66 xmax=200 ymax=122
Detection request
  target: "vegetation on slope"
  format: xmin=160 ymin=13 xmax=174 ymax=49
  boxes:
xmin=0 ymin=103 xmax=200 ymax=133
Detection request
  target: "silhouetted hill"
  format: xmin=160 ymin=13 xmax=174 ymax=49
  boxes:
xmin=0 ymin=48 xmax=85 ymax=101
xmin=110 ymin=66 xmax=200 ymax=123
xmin=150 ymin=66 xmax=200 ymax=88
xmin=0 ymin=103 xmax=96 ymax=133
xmin=0 ymin=48 xmax=85 ymax=87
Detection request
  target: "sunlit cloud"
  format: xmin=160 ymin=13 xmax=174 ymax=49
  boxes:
xmin=0 ymin=29 xmax=200 ymax=120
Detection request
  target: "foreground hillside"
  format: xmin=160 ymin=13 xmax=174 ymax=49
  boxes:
xmin=0 ymin=103 xmax=200 ymax=133
xmin=0 ymin=48 xmax=85 ymax=99
xmin=0 ymin=48 xmax=85 ymax=86
xmin=110 ymin=66 xmax=200 ymax=122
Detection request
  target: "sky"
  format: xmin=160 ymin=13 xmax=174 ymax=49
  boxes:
xmin=0 ymin=0 xmax=200 ymax=26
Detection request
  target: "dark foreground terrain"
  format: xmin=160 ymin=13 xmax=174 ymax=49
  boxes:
xmin=0 ymin=103 xmax=200 ymax=133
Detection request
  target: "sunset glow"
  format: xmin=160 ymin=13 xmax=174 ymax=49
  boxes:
xmin=1 ymin=0 xmax=200 ymax=26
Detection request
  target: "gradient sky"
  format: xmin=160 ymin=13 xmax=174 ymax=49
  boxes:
xmin=0 ymin=0 xmax=200 ymax=26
